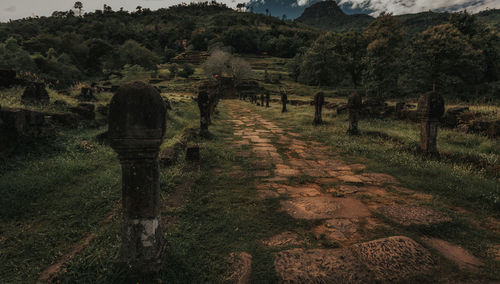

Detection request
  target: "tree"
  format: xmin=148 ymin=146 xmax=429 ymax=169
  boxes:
xmin=74 ymin=2 xmax=83 ymax=17
xmin=230 ymin=57 xmax=252 ymax=83
xmin=338 ymin=31 xmax=367 ymax=86
xmin=202 ymin=50 xmax=231 ymax=77
xmin=363 ymin=13 xmax=406 ymax=98
xmin=178 ymin=64 xmax=195 ymax=78
xmin=410 ymin=23 xmax=484 ymax=94
xmin=299 ymin=33 xmax=343 ymax=86
xmin=118 ymin=40 xmax=159 ymax=70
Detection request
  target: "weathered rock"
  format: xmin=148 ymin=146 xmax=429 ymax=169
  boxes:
xmin=378 ymin=204 xmax=451 ymax=226
xmin=441 ymin=106 xmax=469 ymax=128
xmin=313 ymin=91 xmax=324 ymax=125
xmin=347 ymin=92 xmax=362 ymax=135
xmin=21 ymin=82 xmax=50 ymax=105
xmin=351 ymin=236 xmax=438 ymax=281
xmin=108 ymin=81 xmax=166 ymax=273
xmin=76 ymin=87 xmax=97 ymax=102
xmin=422 ymin=237 xmax=484 ymax=272
xmin=281 ymin=196 xmax=370 ymax=220
xmin=417 ymin=91 xmax=444 ymax=157
xmin=265 ymin=92 xmax=270 ymax=107
xmin=274 ymin=248 xmax=374 ymax=283
xmin=0 ymin=108 xmax=45 ymax=149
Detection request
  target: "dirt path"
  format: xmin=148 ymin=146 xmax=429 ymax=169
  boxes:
xmin=224 ymin=100 xmax=485 ymax=282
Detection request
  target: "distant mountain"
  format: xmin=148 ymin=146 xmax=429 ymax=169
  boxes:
xmin=294 ymin=1 xmax=500 ymax=33
xmin=295 ymin=0 xmax=373 ymax=32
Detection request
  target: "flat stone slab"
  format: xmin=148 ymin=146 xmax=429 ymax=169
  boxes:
xmin=262 ymin=232 xmax=302 ymax=247
xmin=351 ymin=236 xmax=438 ymax=282
xmin=378 ymin=204 xmax=451 ymax=226
xmin=274 ymin=248 xmax=375 ymax=283
xmin=422 ymin=237 xmax=484 ymax=272
xmin=280 ymin=196 xmax=370 ymax=220
xmin=337 ymin=175 xmax=364 ymax=184
xmin=276 ymin=184 xmax=321 ymax=197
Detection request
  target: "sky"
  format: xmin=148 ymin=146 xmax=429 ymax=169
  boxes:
xmin=1 ymin=0 xmax=499 ymax=22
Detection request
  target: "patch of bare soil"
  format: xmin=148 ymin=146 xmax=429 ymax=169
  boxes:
xmin=262 ymin=232 xmax=302 ymax=247
xmin=226 ymin=252 xmax=252 ymax=284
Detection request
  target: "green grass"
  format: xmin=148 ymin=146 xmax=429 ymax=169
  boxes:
xmin=0 ymin=95 xmax=200 ymax=283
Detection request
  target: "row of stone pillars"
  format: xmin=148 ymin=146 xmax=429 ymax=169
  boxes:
xmin=311 ymin=91 xmax=444 ymax=157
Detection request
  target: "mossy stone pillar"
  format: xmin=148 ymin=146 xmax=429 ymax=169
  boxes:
xmin=417 ymin=91 xmax=444 ymax=157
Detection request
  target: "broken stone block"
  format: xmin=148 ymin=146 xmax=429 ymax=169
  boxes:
xmin=21 ymin=82 xmax=50 ymax=105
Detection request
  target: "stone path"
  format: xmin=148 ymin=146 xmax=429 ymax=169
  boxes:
xmin=224 ymin=100 xmax=485 ymax=282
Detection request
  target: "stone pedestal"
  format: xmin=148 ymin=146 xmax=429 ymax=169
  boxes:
xmin=108 ymin=81 xmax=166 ymax=273
xmin=281 ymin=93 xmax=287 ymax=113
xmin=198 ymin=90 xmax=210 ymax=138
xmin=417 ymin=92 xmax=444 ymax=157
xmin=313 ymin=92 xmax=324 ymax=125
xmin=347 ymin=92 xmax=362 ymax=135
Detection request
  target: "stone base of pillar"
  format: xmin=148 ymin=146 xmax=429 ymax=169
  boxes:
xmin=419 ymin=120 xmax=440 ymax=157
xmin=115 ymin=217 xmax=165 ymax=273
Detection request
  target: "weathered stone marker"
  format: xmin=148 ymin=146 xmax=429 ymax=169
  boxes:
xmin=265 ymin=92 xmax=270 ymax=108
xmin=260 ymin=94 xmax=265 ymax=107
xmin=347 ymin=92 xmax=362 ymax=135
xmin=108 ymin=81 xmax=166 ymax=273
xmin=281 ymin=91 xmax=287 ymax=113
xmin=198 ymin=90 xmax=210 ymax=138
xmin=21 ymin=82 xmax=50 ymax=105
xmin=417 ymin=91 xmax=444 ymax=157
xmin=313 ymin=91 xmax=324 ymax=125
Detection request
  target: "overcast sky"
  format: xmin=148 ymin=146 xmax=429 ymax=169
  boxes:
xmin=1 ymin=0 xmax=499 ymax=22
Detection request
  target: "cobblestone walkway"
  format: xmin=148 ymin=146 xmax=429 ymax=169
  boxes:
xmin=224 ymin=100 xmax=484 ymax=283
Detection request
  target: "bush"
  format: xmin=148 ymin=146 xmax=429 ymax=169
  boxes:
xmin=178 ymin=64 xmax=195 ymax=78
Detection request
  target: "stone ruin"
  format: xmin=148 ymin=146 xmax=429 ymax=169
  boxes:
xmin=281 ymin=91 xmax=288 ymax=113
xmin=198 ymin=90 xmax=211 ymax=138
xmin=0 ymin=106 xmax=46 ymax=150
xmin=313 ymin=91 xmax=324 ymax=125
xmin=347 ymin=92 xmax=363 ymax=135
xmin=76 ymin=87 xmax=97 ymax=102
xmin=265 ymin=92 xmax=270 ymax=108
xmin=108 ymin=81 xmax=166 ymax=273
xmin=21 ymin=82 xmax=50 ymax=105
xmin=199 ymin=79 xmax=220 ymax=125
xmin=417 ymin=91 xmax=445 ymax=157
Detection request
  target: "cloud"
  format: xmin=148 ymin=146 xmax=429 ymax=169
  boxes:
xmin=337 ymin=0 xmax=500 ymax=15
xmin=4 ymin=6 xmax=16 ymax=12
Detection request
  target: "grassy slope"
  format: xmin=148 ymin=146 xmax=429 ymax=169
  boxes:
xmin=0 ymin=88 xmax=199 ymax=282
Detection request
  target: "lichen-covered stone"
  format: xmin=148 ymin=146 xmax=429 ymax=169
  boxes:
xmin=417 ymin=92 xmax=445 ymax=156
xmin=347 ymin=92 xmax=362 ymax=135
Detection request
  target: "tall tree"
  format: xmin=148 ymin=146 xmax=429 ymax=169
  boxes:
xmin=363 ymin=13 xmax=406 ymax=98
xmin=74 ymin=2 xmax=83 ymax=17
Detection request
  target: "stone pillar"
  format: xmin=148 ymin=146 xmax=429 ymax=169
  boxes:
xmin=417 ymin=91 xmax=444 ymax=157
xmin=21 ymin=82 xmax=49 ymax=105
xmin=198 ymin=90 xmax=210 ymax=138
xmin=313 ymin=91 xmax=324 ymax=125
xmin=265 ymin=92 xmax=270 ymax=108
xmin=347 ymin=92 xmax=362 ymax=135
xmin=260 ymin=94 xmax=265 ymax=107
xmin=281 ymin=92 xmax=287 ymax=113
xmin=108 ymin=81 xmax=166 ymax=273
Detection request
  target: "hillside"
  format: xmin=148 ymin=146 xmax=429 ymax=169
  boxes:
xmin=296 ymin=0 xmax=373 ymax=32
xmin=295 ymin=1 xmax=500 ymax=33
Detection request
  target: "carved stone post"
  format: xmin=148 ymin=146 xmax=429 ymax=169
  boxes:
xmin=281 ymin=92 xmax=287 ymax=113
xmin=313 ymin=91 xmax=324 ymax=125
xmin=260 ymin=94 xmax=265 ymax=107
xmin=108 ymin=81 xmax=166 ymax=273
xmin=198 ymin=90 xmax=210 ymax=138
xmin=347 ymin=92 xmax=362 ymax=135
xmin=417 ymin=91 xmax=444 ymax=157
xmin=265 ymin=92 xmax=270 ymax=108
